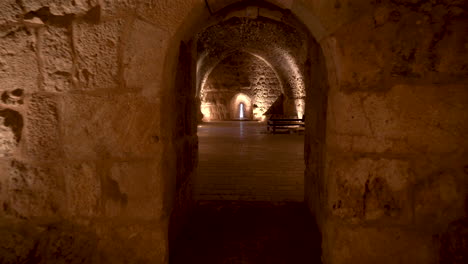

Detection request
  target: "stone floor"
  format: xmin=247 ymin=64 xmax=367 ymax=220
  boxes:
xmin=195 ymin=121 xmax=304 ymax=201
xmin=170 ymin=201 xmax=322 ymax=264
xmin=171 ymin=121 xmax=320 ymax=263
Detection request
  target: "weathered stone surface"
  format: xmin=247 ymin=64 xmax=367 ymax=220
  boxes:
xmin=0 ymin=1 xmax=22 ymax=25
xmin=0 ymin=27 xmax=38 ymax=93
xmin=332 ymin=1 xmax=468 ymax=89
xmin=22 ymin=0 xmax=99 ymax=16
xmin=0 ymin=225 xmax=38 ymax=264
xmin=6 ymin=160 xmax=65 ymax=218
xmin=40 ymin=26 xmax=73 ymax=92
xmin=1 ymin=89 xmax=24 ymax=105
xmin=101 ymin=0 xmax=137 ymax=18
xmin=328 ymin=157 xmax=411 ymax=223
xmin=324 ymin=223 xmax=435 ymax=264
xmin=414 ymin=170 xmax=465 ymax=227
xmin=73 ymin=19 xmax=124 ymax=90
xmin=96 ymin=221 xmax=168 ymax=264
xmin=63 ymin=162 xmax=100 ymax=218
xmin=25 ymin=93 xmax=61 ymax=160
xmin=123 ymin=19 xmax=168 ymax=97
xmin=327 ymin=84 xmax=468 ymax=154
xmin=293 ymin=0 xmax=373 ymax=38
xmin=62 ymin=94 xmax=161 ymax=160
xmin=107 ymin=160 xmax=162 ymax=220
xmin=33 ymin=224 xmax=98 ymax=264
xmin=332 ymin=15 xmax=386 ymax=91
xmin=136 ymin=0 xmax=196 ymax=33
xmin=0 ymin=109 xmax=23 ymax=158
xmin=440 ymin=216 xmax=468 ymax=264
xmin=435 ymin=17 xmax=468 ymax=77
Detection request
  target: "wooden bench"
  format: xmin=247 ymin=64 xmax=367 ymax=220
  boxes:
xmin=267 ymin=118 xmax=305 ymax=134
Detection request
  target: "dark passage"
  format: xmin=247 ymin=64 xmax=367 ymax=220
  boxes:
xmin=171 ymin=201 xmax=322 ymax=264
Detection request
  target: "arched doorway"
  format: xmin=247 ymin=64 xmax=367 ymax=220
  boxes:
xmin=230 ymin=93 xmax=252 ymax=120
xmin=169 ymin=2 xmax=329 ymax=263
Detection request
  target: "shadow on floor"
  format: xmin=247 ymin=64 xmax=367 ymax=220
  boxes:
xmin=170 ymin=201 xmax=322 ymax=264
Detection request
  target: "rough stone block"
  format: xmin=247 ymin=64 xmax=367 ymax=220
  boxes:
xmin=6 ymin=160 xmax=66 ymax=218
xmin=328 ymin=157 xmax=411 ymax=223
xmin=107 ymin=160 xmax=162 ymax=220
xmin=123 ymin=19 xmax=168 ymax=97
xmin=96 ymin=221 xmax=168 ymax=264
xmin=136 ymin=0 xmax=196 ymax=32
xmin=100 ymin=0 xmax=137 ymax=18
xmin=40 ymin=26 xmax=73 ymax=92
xmin=0 ymin=1 xmax=22 ymax=25
xmin=435 ymin=18 xmax=468 ymax=76
xmin=440 ymin=216 xmax=468 ymax=264
xmin=0 ymin=26 xmax=38 ymax=93
xmin=62 ymin=94 xmax=161 ymax=160
xmin=73 ymin=19 xmax=124 ymax=90
xmin=327 ymin=84 xmax=468 ymax=154
xmin=414 ymin=171 xmax=465 ymax=227
xmin=25 ymin=93 xmax=61 ymax=160
xmin=323 ymin=222 xmax=435 ymax=264
xmin=0 ymin=225 xmax=37 ymax=264
xmin=0 ymin=109 xmax=23 ymax=158
xmin=332 ymin=15 xmax=386 ymax=91
xmin=63 ymin=162 xmax=100 ymax=218
xmin=22 ymin=0 xmax=98 ymax=16
xmin=33 ymin=224 xmax=98 ymax=264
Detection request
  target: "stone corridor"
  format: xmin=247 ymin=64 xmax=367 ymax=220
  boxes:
xmin=0 ymin=0 xmax=467 ymax=263
xmin=195 ymin=121 xmax=304 ymax=201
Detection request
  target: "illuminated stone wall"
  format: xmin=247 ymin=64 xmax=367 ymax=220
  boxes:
xmin=200 ymin=51 xmax=281 ymax=121
xmin=0 ymin=1 xmax=173 ymax=263
xmin=197 ymin=15 xmax=309 ymax=118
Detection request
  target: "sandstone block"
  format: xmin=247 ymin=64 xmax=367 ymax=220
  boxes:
xmin=25 ymin=93 xmax=61 ymax=160
xmin=40 ymin=26 xmax=73 ymax=92
xmin=0 ymin=27 xmax=38 ymax=93
xmin=323 ymin=222 xmax=435 ymax=264
xmin=107 ymin=160 xmax=162 ymax=220
xmin=73 ymin=19 xmax=124 ymax=90
xmin=0 ymin=1 xmax=22 ymax=25
xmin=0 ymin=226 xmax=37 ymax=264
xmin=6 ymin=160 xmax=66 ymax=218
xmin=328 ymin=157 xmax=411 ymax=223
xmin=22 ymin=0 xmax=98 ymax=16
xmin=63 ymin=162 xmax=101 ymax=218
xmin=414 ymin=171 xmax=465 ymax=227
xmin=0 ymin=109 xmax=23 ymax=158
xmin=123 ymin=19 xmax=168 ymax=97
xmin=62 ymin=94 xmax=161 ymax=159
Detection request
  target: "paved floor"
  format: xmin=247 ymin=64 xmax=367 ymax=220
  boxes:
xmin=195 ymin=121 xmax=305 ymax=201
xmin=170 ymin=201 xmax=322 ymax=264
xmin=170 ymin=122 xmax=320 ymax=264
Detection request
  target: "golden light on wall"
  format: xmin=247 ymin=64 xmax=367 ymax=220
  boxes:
xmin=201 ymin=103 xmax=213 ymax=121
xmin=294 ymin=98 xmax=305 ymax=119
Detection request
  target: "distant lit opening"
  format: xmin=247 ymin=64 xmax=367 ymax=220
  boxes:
xmin=239 ymin=103 xmax=244 ymax=119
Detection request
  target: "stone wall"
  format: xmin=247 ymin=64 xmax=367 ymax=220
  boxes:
xmin=314 ymin=1 xmax=468 ymax=263
xmin=200 ymin=51 xmax=281 ymax=120
xmin=0 ymin=1 xmax=177 ymax=263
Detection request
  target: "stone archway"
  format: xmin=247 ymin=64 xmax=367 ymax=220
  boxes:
xmin=230 ymin=93 xmax=252 ymax=120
